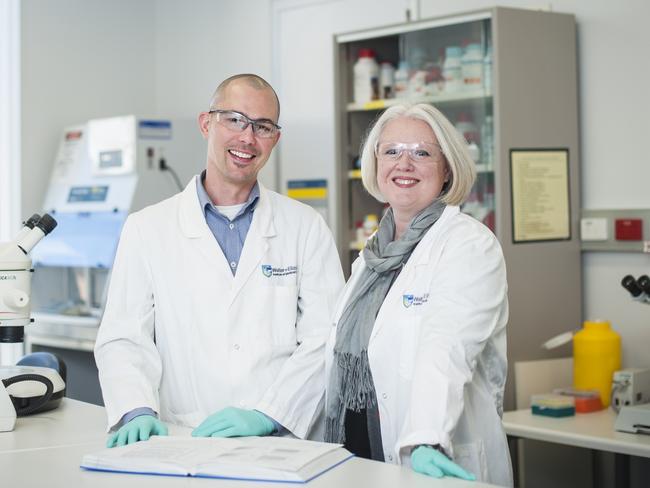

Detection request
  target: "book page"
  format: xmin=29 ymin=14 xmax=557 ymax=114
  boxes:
xmin=82 ymin=436 xmax=346 ymax=479
xmin=194 ymin=436 xmax=342 ymax=472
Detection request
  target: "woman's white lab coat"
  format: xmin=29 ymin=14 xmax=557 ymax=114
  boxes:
xmin=95 ymin=177 xmax=344 ymax=438
xmin=325 ymin=206 xmax=512 ymax=487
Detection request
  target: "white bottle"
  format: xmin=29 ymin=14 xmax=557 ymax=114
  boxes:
xmin=363 ymin=214 xmax=379 ymax=238
xmin=380 ymin=62 xmax=395 ymax=99
xmin=408 ymin=70 xmax=427 ymax=98
xmin=461 ymin=43 xmax=484 ymax=91
xmin=467 ymin=141 xmax=480 ymax=163
xmin=442 ymin=46 xmax=463 ymax=93
xmin=394 ymin=60 xmax=410 ymax=99
xmin=353 ymin=48 xmax=380 ymax=104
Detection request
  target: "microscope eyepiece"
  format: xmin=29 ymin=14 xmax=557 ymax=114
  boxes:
xmin=36 ymin=213 xmax=57 ymax=235
xmin=24 ymin=214 xmax=41 ymax=229
xmin=637 ymin=275 xmax=650 ymax=295
xmin=621 ymin=274 xmax=643 ymax=297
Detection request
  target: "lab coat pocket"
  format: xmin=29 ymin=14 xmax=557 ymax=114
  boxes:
xmin=398 ymin=315 xmax=422 ymax=379
xmin=270 ymin=285 xmax=299 ymax=347
xmin=453 ymin=439 xmax=488 ymax=482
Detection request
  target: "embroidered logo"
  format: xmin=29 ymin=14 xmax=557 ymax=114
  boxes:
xmin=402 ymin=293 xmax=429 ymax=308
xmin=261 ymin=265 xmax=298 ymax=278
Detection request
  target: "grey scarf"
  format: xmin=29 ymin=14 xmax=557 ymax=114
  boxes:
xmin=324 ymin=199 xmax=446 ymax=454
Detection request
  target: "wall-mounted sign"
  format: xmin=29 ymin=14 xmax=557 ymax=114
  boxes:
xmin=510 ymin=149 xmax=571 ymax=243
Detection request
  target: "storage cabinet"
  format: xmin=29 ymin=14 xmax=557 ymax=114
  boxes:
xmin=338 ymin=14 xmax=495 ymax=257
xmin=334 ymin=7 xmax=582 ymax=412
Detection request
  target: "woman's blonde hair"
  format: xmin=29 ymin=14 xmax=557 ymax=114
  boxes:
xmin=360 ymin=103 xmax=476 ymax=206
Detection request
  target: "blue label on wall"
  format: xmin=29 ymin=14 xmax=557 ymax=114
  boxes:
xmin=287 ymin=179 xmax=327 ymax=189
xmin=138 ymin=120 xmax=172 ymax=139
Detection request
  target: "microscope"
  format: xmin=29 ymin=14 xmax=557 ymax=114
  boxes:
xmin=613 ymin=274 xmax=650 ymax=435
xmin=621 ymin=274 xmax=650 ymax=304
xmin=0 ymin=214 xmax=65 ymax=432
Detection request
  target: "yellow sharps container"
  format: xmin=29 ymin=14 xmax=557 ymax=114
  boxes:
xmin=573 ymin=320 xmax=621 ymax=407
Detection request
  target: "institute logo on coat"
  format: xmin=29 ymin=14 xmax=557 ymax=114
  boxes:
xmin=402 ymin=294 xmax=414 ymax=308
xmin=261 ymin=264 xmax=273 ymax=278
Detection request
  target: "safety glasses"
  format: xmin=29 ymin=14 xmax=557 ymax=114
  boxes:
xmin=209 ymin=110 xmax=281 ymax=139
xmin=375 ymin=142 xmax=444 ymax=163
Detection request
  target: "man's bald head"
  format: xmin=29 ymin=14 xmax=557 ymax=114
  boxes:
xmin=209 ymin=74 xmax=280 ymax=121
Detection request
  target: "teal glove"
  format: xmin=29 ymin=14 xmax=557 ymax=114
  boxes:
xmin=191 ymin=407 xmax=274 ymax=438
xmin=107 ymin=415 xmax=168 ymax=448
xmin=411 ymin=445 xmax=476 ymax=480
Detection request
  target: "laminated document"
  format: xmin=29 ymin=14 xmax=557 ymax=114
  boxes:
xmin=80 ymin=436 xmax=353 ymax=483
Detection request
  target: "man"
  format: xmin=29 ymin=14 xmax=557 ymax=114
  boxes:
xmin=95 ymin=74 xmax=344 ymax=447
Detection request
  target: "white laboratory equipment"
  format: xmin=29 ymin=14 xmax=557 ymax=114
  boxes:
xmin=614 ymin=275 xmax=650 ymax=434
xmin=25 ymin=115 xmax=204 ymax=404
xmin=615 ymin=403 xmax=650 ymax=435
xmin=0 ymin=214 xmax=66 ymax=431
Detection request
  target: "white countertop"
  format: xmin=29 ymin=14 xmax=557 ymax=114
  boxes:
xmin=502 ymin=408 xmax=650 ymax=458
xmin=1 ymin=398 xmax=500 ymax=488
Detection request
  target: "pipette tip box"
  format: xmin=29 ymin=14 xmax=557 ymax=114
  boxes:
xmin=531 ymin=394 xmax=576 ymax=417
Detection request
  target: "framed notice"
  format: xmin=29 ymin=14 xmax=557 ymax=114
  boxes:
xmin=510 ymin=148 xmax=571 ymax=243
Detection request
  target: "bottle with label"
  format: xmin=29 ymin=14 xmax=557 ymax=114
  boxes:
xmin=394 ymin=60 xmax=410 ymax=99
xmin=380 ymin=62 xmax=395 ymax=99
xmin=363 ymin=214 xmax=379 ymax=238
xmin=461 ymin=43 xmax=484 ymax=90
xmin=442 ymin=46 xmax=463 ymax=93
xmin=408 ymin=70 xmax=427 ymax=98
xmin=353 ymin=48 xmax=380 ymax=104
xmin=574 ymin=320 xmax=621 ymax=407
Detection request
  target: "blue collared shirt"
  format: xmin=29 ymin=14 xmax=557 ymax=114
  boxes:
xmin=196 ymin=171 xmax=259 ymax=276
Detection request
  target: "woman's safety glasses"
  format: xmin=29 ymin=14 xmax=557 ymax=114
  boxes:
xmin=375 ymin=142 xmax=444 ymax=163
xmin=209 ymin=110 xmax=281 ymax=139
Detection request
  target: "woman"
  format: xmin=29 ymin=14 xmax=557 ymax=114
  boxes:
xmin=324 ymin=103 xmax=512 ymax=486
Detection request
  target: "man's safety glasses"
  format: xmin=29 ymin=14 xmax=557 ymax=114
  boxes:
xmin=375 ymin=142 xmax=444 ymax=163
xmin=209 ymin=110 xmax=281 ymax=139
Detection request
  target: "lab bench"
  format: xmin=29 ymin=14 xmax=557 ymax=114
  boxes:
xmin=3 ymin=398 xmax=500 ymax=488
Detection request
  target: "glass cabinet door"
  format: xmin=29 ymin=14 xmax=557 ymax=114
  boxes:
xmin=340 ymin=16 xmax=495 ymax=266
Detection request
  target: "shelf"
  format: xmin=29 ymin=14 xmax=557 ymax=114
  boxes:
xmin=346 ymin=90 xmax=492 ymax=112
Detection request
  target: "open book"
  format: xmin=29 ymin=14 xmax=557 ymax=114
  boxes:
xmin=81 ymin=436 xmax=353 ymax=483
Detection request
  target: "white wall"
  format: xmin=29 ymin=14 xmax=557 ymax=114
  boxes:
xmin=152 ymin=0 xmax=277 ymax=188
xmin=20 ymin=0 xmax=157 ymax=217
xmin=0 ymin=0 xmax=21 ymax=242
xmin=19 ymin=0 xmax=650 ymax=367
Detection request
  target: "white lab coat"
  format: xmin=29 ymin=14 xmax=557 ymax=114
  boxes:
xmin=95 ymin=177 xmax=344 ymax=438
xmin=325 ymin=206 xmax=512 ymax=487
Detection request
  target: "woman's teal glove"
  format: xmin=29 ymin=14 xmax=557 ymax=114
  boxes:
xmin=191 ymin=407 xmax=274 ymax=438
xmin=411 ymin=445 xmax=476 ymax=480
xmin=107 ymin=415 xmax=168 ymax=448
